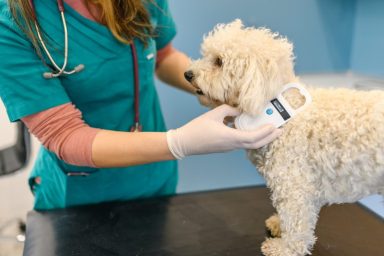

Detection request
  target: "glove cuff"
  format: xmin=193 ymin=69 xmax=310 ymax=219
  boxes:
xmin=166 ymin=129 xmax=185 ymax=160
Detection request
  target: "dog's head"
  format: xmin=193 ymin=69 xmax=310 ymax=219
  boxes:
xmin=185 ymin=19 xmax=296 ymax=116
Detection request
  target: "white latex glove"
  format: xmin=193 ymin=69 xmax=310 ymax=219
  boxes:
xmin=166 ymin=104 xmax=283 ymax=159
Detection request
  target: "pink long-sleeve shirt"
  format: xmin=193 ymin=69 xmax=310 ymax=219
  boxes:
xmin=22 ymin=0 xmax=175 ymax=167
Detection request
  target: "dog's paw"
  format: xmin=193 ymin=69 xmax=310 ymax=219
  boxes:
xmin=261 ymin=238 xmax=290 ymax=256
xmin=262 ymin=237 xmax=313 ymax=256
xmin=265 ymin=214 xmax=281 ymax=238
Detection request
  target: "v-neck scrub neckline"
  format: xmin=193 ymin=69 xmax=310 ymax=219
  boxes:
xmin=63 ymin=1 xmax=108 ymax=34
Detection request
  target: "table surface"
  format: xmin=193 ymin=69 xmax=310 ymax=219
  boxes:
xmin=23 ymin=186 xmax=384 ymax=256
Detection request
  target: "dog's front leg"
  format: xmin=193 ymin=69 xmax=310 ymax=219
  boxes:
xmin=261 ymin=188 xmax=320 ymax=256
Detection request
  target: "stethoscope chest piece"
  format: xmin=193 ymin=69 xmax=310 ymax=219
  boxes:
xmin=130 ymin=123 xmax=143 ymax=132
xmin=30 ymin=0 xmax=84 ymax=79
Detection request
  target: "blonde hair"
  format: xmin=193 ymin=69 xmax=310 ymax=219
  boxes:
xmin=85 ymin=0 xmax=153 ymax=44
xmin=9 ymin=0 xmax=154 ymax=58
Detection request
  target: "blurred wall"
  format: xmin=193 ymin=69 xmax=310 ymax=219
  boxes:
xmin=169 ymin=0 xmax=357 ymax=74
xmin=351 ymin=0 xmax=384 ymax=77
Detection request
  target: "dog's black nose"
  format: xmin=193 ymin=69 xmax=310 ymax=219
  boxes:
xmin=184 ymin=70 xmax=194 ymax=82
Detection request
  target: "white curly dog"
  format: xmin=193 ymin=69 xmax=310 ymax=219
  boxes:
xmin=185 ymin=20 xmax=384 ymax=256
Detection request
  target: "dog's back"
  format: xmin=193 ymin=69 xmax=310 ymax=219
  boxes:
xmin=249 ymin=87 xmax=384 ymax=203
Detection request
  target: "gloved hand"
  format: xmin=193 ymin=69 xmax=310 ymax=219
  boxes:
xmin=166 ymin=104 xmax=283 ymax=159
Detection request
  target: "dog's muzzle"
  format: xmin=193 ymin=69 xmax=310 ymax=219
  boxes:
xmin=184 ymin=70 xmax=204 ymax=95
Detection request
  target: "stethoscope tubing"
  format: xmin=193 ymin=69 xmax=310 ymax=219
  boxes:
xmin=130 ymin=43 xmax=141 ymax=131
xmin=29 ymin=0 xmax=84 ymax=79
xmin=29 ymin=0 xmax=142 ymax=131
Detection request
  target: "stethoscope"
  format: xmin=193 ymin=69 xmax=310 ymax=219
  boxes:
xmin=29 ymin=0 xmax=142 ymax=132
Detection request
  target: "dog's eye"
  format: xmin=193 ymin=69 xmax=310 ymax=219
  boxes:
xmin=214 ymin=57 xmax=223 ymax=67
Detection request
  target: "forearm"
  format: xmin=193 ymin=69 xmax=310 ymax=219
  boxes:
xmin=24 ymin=103 xmax=281 ymax=170
xmin=156 ymin=49 xmax=196 ymax=94
xmin=23 ymin=103 xmax=175 ymax=168
xmin=92 ymin=130 xmax=175 ymax=168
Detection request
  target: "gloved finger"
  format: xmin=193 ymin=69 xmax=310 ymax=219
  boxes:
xmin=244 ymin=129 xmax=283 ymax=149
xmin=235 ymin=124 xmax=276 ymax=144
xmin=209 ymin=104 xmax=241 ymax=120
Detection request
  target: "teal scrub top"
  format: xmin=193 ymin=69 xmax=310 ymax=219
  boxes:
xmin=0 ymin=0 xmax=178 ymax=210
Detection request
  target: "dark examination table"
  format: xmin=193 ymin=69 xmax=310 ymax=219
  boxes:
xmin=23 ymin=186 xmax=384 ymax=256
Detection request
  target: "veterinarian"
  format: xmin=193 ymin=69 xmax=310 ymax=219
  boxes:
xmin=0 ymin=0 xmax=282 ymax=210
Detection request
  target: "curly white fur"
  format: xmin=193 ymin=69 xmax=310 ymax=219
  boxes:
xmin=187 ymin=19 xmax=384 ymax=256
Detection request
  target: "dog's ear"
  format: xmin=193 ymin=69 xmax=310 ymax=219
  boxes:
xmin=237 ymin=58 xmax=278 ymax=116
xmin=237 ymin=32 xmax=295 ymax=116
xmin=274 ymin=36 xmax=295 ymax=85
